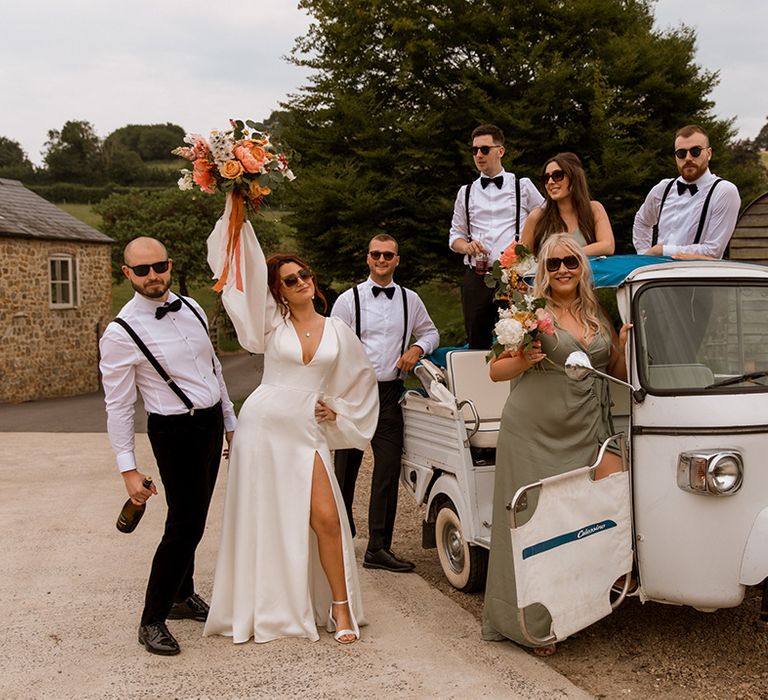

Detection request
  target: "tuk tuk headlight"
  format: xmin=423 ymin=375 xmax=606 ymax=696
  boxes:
xmin=677 ymin=450 xmax=743 ymax=496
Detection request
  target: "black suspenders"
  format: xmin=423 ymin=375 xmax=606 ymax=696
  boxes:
xmin=110 ymin=296 xmax=210 ymax=414
xmin=352 ymin=285 xmax=409 ymax=357
xmin=652 ymin=177 xmax=723 ymax=247
xmin=693 ymin=179 xmax=723 ymax=245
xmin=465 ymin=175 xmax=522 ymax=242
xmin=651 ymin=179 xmax=676 ymax=247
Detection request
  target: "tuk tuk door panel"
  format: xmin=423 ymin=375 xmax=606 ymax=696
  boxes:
xmin=631 ymin=432 xmax=765 ymax=609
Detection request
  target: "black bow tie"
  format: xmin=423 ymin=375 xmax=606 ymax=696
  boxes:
xmin=480 ymin=175 xmax=504 ymax=190
xmin=372 ymin=286 xmax=395 ymax=299
xmin=155 ymin=298 xmax=182 ymax=319
xmin=677 ymin=181 xmax=699 ymax=196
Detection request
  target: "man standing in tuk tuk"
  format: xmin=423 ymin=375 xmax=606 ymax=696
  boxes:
xmin=332 ymin=234 xmax=439 ymax=573
xmin=632 ymin=124 xmax=741 ymax=260
xmin=449 ymin=124 xmax=544 ymax=348
xmin=632 ymin=124 xmax=741 ymax=363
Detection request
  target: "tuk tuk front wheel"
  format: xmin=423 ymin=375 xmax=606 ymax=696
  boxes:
xmin=435 ymin=502 xmax=488 ymax=593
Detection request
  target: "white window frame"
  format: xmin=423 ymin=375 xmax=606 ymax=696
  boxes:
xmin=49 ymin=254 xmax=80 ymax=309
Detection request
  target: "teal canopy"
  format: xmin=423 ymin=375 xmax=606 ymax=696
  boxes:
xmin=589 ymin=254 xmax=672 ymax=288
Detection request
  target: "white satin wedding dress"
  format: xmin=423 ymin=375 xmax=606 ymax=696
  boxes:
xmin=203 ymin=202 xmax=379 ymax=643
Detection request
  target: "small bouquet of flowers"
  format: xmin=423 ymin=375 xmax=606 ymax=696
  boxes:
xmin=172 ymin=119 xmax=295 ymax=292
xmin=485 ymin=243 xmax=555 ymax=360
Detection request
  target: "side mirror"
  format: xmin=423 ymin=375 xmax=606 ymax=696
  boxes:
xmin=564 ymin=351 xmax=646 ymax=403
xmin=564 ymin=351 xmax=594 ymax=381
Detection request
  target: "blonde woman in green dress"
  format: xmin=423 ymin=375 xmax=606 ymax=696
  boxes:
xmin=482 ymin=233 xmax=630 ymax=656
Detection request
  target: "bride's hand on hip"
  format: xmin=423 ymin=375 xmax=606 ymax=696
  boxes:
xmin=315 ymin=399 xmax=336 ymax=423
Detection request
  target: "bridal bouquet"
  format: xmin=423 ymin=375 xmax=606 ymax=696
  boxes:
xmin=172 ymin=119 xmax=296 ymax=292
xmin=485 ymin=243 xmax=555 ymax=360
xmin=172 ymin=118 xmax=295 ymax=206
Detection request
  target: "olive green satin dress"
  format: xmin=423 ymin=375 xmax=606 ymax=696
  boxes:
xmin=481 ymin=326 xmax=614 ymax=646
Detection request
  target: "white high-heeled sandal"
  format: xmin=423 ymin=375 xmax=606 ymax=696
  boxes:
xmin=328 ymin=600 xmax=358 ymax=644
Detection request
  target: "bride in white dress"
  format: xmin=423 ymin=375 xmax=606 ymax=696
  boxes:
xmin=203 ymin=206 xmax=379 ymax=644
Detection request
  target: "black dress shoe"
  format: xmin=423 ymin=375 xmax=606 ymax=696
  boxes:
xmin=363 ymin=548 xmax=415 ymax=572
xmin=138 ymin=621 xmax=180 ymax=656
xmin=167 ymin=593 xmax=209 ymax=621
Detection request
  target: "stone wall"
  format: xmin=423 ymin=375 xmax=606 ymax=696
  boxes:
xmin=0 ymin=238 xmax=113 ymax=402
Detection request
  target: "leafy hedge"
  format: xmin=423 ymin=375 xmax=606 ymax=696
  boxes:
xmin=27 ymin=183 xmax=168 ymax=204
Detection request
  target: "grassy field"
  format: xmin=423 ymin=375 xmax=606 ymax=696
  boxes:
xmin=57 ymin=202 xmax=103 ymax=229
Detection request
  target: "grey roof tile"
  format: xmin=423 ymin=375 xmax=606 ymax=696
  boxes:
xmin=0 ymin=178 xmax=113 ymax=244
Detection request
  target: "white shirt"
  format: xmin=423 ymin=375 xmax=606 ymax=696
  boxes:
xmin=449 ymin=169 xmax=545 ymax=264
xmin=633 ymin=169 xmax=741 ymax=258
xmin=99 ymin=291 xmax=237 ymax=472
xmin=331 ymin=278 xmax=439 ymax=382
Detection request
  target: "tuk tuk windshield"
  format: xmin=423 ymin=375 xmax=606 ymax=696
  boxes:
xmin=635 ymin=282 xmax=768 ymax=395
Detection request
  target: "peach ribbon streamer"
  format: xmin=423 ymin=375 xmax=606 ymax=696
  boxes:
xmin=212 ymin=191 xmax=246 ymax=293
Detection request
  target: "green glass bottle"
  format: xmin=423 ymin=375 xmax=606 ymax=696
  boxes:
xmin=116 ymin=477 xmax=153 ymax=533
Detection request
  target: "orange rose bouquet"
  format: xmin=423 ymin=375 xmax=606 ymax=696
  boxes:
xmin=172 ymin=119 xmax=295 ymax=291
xmin=172 ymin=118 xmax=294 ymax=206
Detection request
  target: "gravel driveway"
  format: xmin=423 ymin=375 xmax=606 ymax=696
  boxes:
xmin=4 ymin=351 xmax=767 ymax=699
xmin=353 ymin=451 xmax=768 ymax=699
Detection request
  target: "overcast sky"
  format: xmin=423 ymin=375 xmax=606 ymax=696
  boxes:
xmin=1 ymin=0 xmax=765 ymax=165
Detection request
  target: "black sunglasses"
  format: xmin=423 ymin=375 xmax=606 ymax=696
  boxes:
xmin=546 ymin=255 xmax=581 ymax=272
xmin=470 ymin=145 xmax=501 ymax=156
xmin=126 ymin=260 xmax=170 ymax=277
xmin=281 ymin=267 xmax=313 ymax=288
xmin=369 ymin=250 xmax=396 ymax=261
xmin=674 ymin=146 xmax=708 ymax=159
xmin=542 ymin=169 xmax=566 ymax=184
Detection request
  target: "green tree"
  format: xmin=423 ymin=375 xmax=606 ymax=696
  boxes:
xmin=102 ymin=139 xmax=147 ymax=184
xmin=105 ymin=123 xmax=185 ymax=161
xmin=754 ymin=116 xmax=768 ymax=152
xmin=0 ymin=136 xmax=34 ymax=179
xmin=284 ymin=0 xmax=763 ymax=283
xmin=95 ymin=188 xmax=281 ymax=295
xmin=43 ymin=120 xmax=104 ymax=184
xmin=0 ymin=136 xmax=30 ymax=167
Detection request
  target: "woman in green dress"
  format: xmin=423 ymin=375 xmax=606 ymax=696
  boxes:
xmin=520 ymin=152 xmax=615 ymax=257
xmin=481 ymin=233 xmax=630 ymax=656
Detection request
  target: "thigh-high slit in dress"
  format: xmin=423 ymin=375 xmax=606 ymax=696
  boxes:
xmin=204 ymin=207 xmax=379 ymax=643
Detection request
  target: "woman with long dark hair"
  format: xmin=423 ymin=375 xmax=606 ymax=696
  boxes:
xmin=521 ymin=152 xmax=615 ymax=257
xmin=204 ymin=205 xmax=378 ymax=646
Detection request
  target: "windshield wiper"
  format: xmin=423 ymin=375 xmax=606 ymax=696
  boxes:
xmin=705 ymin=371 xmax=768 ymax=389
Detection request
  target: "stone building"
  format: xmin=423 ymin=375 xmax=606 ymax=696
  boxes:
xmin=0 ymin=178 xmax=113 ymax=403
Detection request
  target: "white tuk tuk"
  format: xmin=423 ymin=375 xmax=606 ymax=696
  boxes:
xmin=400 ymin=255 xmax=768 ymax=642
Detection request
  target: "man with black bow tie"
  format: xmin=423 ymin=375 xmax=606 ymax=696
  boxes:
xmin=633 ymin=124 xmax=741 ymax=259
xmin=99 ymin=236 xmax=236 ymax=656
xmin=331 ymin=234 xmax=438 ymax=572
xmin=449 ymin=123 xmax=544 ymax=348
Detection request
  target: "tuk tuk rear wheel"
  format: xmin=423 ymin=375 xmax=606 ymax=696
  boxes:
xmin=435 ymin=502 xmax=488 ymax=593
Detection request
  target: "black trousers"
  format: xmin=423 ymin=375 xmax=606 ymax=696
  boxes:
xmin=461 ymin=267 xmax=498 ymax=349
xmin=334 ymin=379 xmax=404 ymax=553
xmin=141 ymin=403 xmax=223 ymax=626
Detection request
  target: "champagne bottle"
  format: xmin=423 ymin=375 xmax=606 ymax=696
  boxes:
xmin=116 ymin=477 xmax=153 ymax=533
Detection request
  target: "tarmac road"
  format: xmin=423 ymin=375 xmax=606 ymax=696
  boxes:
xmin=0 ymin=353 xmax=264 ymax=433
xmin=0 ymin=352 xmax=588 ymax=700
